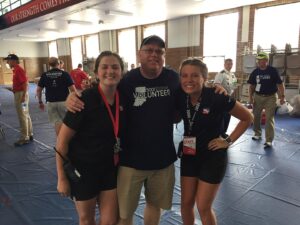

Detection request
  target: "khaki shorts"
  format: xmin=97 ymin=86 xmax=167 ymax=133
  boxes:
xmin=47 ymin=101 xmax=67 ymax=125
xmin=117 ymin=164 xmax=175 ymax=219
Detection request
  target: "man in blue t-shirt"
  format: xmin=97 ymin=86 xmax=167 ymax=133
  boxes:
xmin=117 ymin=35 xmax=179 ymax=225
xmin=36 ymin=57 xmax=76 ymax=135
xmin=247 ymin=52 xmax=285 ymax=148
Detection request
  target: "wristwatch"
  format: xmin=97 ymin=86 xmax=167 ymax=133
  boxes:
xmin=225 ymin=136 xmax=233 ymax=146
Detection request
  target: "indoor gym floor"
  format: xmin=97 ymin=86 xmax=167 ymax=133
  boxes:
xmin=0 ymin=84 xmax=299 ymax=225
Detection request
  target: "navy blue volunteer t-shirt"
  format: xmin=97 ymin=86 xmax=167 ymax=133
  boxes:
xmin=247 ymin=66 xmax=282 ymax=95
xmin=119 ymin=67 xmax=180 ymax=170
xmin=38 ymin=68 xmax=74 ymax=102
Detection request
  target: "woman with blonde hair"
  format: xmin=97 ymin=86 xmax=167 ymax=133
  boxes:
xmin=177 ymin=58 xmax=253 ymax=225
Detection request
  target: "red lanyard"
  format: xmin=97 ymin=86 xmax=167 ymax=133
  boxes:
xmin=98 ymin=84 xmax=119 ymax=138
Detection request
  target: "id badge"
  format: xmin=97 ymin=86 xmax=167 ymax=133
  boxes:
xmin=114 ymin=138 xmax=121 ymax=153
xmin=183 ymin=136 xmax=196 ymax=156
xmin=255 ymin=84 xmax=261 ymax=92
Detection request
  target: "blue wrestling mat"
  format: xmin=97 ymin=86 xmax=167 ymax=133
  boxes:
xmin=0 ymin=84 xmax=300 ymax=225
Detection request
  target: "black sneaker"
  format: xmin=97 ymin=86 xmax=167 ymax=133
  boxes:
xmin=14 ymin=139 xmax=30 ymax=147
xmin=252 ymin=136 xmax=262 ymax=141
xmin=264 ymin=142 xmax=272 ymax=148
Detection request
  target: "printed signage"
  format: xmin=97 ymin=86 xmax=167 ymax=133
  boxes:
xmin=0 ymin=0 xmax=85 ymax=29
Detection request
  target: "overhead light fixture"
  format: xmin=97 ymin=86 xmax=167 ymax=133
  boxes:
xmin=3 ymin=38 xmax=22 ymax=41
xmin=98 ymin=20 xmax=104 ymax=24
xmin=67 ymin=20 xmax=93 ymax=25
xmin=38 ymin=28 xmax=60 ymax=32
xmin=17 ymin=34 xmax=38 ymax=38
xmin=105 ymin=10 xmax=133 ymax=16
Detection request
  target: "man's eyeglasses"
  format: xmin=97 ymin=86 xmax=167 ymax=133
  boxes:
xmin=141 ymin=48 xmax=165 ymax=56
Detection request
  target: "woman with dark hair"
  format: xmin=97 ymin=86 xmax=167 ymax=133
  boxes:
xmin=177 ymin=58 xmax=253 ymax=225
xmin=55 ymin=51 xmax=125 ymax=225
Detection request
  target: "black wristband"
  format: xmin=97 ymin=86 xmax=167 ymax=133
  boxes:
xmin=225 ymin=136 xmax=233 ymax=146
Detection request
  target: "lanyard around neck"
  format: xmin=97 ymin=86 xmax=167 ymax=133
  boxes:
xmin=98 ymin=85 xmax=120 ymax=138
xmin=186 ymin=95 xmax=201 ymax=135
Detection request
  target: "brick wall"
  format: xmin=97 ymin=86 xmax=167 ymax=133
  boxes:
xmin=165 ymin=46 xmax=201 ymax=72
xmin=23 ymin=57 xmax=47 ymax=82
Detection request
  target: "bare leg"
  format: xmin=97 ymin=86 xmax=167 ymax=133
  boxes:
xmin=75 ymin=197 xmax=97 ymax=225
xmin=196 ymin=180 xmax=220 ymax=225
xmin=55 ymin=122 xmax=63 ymax=136
xmin=98 ymin=189 xmax=118 ymax=225
xmin=181 ymin=176 xmax=198 ymax=225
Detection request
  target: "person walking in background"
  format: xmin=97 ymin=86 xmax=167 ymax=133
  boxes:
xmin=70 ymin=63 xmax=89 ymax=92
xmin=58 ymin=59 xmax=65 ymax=70
xmin=248 ymin=52 xmax=286 ymax=148
xmin=177 ymin=58 xmax=252 ymax=225
xmin=56 ymin=51 xmax=125 ymax=225
xmin=214 ymin=58 xmax=238 ymax=134
xmin=4 ymin=54 xmax=33 ymax=146
xmin=130 ymin=63 xmax=135 ymax=70
xmin=36 ymin=57 xmax=76 ymax=136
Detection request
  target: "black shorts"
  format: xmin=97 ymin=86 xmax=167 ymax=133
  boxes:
xmin=69 ymin=162 xmax=117 ymax=201
xmin=180 ymin=149 xmax=228 ymax=184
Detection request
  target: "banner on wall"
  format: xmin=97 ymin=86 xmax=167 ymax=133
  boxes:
xmin=0 ymin=0 xmax=85 ymax=30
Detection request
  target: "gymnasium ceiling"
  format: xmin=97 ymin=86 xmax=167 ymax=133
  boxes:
xmin=0 ymin=0 xmax=275 ymax=42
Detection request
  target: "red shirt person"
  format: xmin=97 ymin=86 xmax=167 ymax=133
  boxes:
xmin=70 ymin=64 xmax=89 ymax=91
xmin=4 ymin=54 xmax=33 ymax=146
xmin=12 ymin=63 xmax=27 ymax=92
